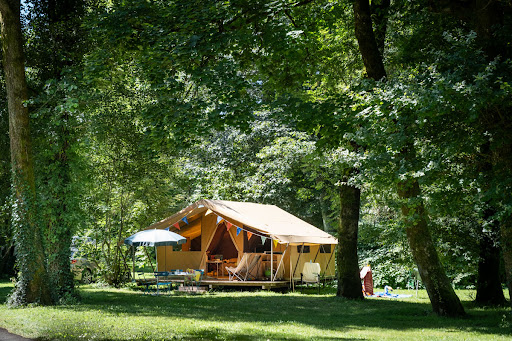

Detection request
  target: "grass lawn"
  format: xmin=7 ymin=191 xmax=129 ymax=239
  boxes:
xmin=0 ymin=281 xmax=510 ymax=340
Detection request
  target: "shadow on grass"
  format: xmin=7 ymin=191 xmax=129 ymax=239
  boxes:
xmin=59 ymin=286 xmax=511 ymax=338
xmin=0 ymin=283 xmax=11 ymax=302
xmin=1 ymin=282 xmax=510 ymax=340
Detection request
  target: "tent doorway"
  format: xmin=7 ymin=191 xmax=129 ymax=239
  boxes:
xmin=206 ymin=223 xmax=238 ymax=274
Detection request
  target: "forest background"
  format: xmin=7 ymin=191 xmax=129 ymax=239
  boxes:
xmin=0 ymin=0 xmax=511 ymax=317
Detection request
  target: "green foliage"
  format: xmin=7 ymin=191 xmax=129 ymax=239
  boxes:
xmin=2 ymin=0 xmax=510 ymax=301
xmin=172 ymin=113 xmax=341 ymax=232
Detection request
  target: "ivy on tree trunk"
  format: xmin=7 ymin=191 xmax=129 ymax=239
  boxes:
xmin=0 ymin=0 xmax=53 ymax=305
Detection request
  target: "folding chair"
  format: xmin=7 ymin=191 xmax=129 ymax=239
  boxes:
xmin=226 ymin=254 xmax=261 ymax=281
xmin=154 ymin=271 xmax=172 ymax=295
xmin=244 ymin=254 xmax=261 ymax=280
xmin=136 ymin=272 xmax=151 ymax=295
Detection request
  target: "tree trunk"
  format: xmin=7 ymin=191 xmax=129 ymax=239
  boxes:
xmin=318 ymin=192 xmax=331 ymax=232
xmin=335 ymin=0 xmax=390 ymax=299
xmin=40 ymin=0 xmax=84 ymax=300
xmin=501 ymin=216 xmax=512 ymax=308
xmin=475 ymin=144 xmax=506 ymax=306
xmin=475 ymin=213 xmax=506 ymax=306
xmin=370 ymin=0 xmax=390 ymax=56
xmin=337 ymin=181 xmax=364 ymax=299
xmin=336 ymin=0 xmax=390 ymax=299
xmin=46 ymin=113 xmax=76 ymax=299
xmin=0 ymin=0 xmax=53 ymax=305
xmin=353 ymin=0 xmax=387 ymax=80
xmin=397 ymin=165 xmax=465 ymax=317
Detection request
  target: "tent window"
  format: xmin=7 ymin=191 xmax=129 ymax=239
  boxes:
xmin=243 ymin=229 xmax=270 ymax=253
xmin=319 ymin=245 xmax=331 ymax=253
xmin=297 ymin=245 xmax=310 ymax=253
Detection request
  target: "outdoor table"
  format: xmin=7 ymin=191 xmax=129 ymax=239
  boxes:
xmin=206 ymin=259 xmax=223 ymax=277
xmin=166 ymin=270 xmax=194 ymax=282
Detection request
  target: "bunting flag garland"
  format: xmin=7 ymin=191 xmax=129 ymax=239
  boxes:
xmin=165 ymin=227 xmax=170 ymax=231
xmin=181 ymin=217 xmax=189 ymax=225
xmin=210 ymin=212 xmax=277 ymax=246
xmin=198 ymin=205 xmax=204 ymax=208
xmin=173 ymin=222 xmax=180 ymax=230
xmin=205 ymin=209 xmax=213 ymax=216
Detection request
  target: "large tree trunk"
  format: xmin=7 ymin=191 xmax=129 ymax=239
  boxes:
xmin=475 ymin=145 xmax=506 ymax=306
xmin=353 ymin=0 xmax=387 ymax=80
xmin=337 ymin=181 xmax=363 ymax=299
xmin=336 ymin=0 xmax=388 ymax=299
xmin=335 ymin=0 xmax=390 ymax=299
xmin=397 ymin=157 xmax=465 ymax=317
xmin=370 ymin=0 xmax=390 ymax=56
xmin=501 ymin=216 xmax=512 ymax=307
xmin=46 ymin=112 xmax=75 ymax=299
xmin=0 ymin=0 xmax=53 ymax=305
xmin=494 ymin=143 xmax=512 ymax=308
xmin=39 ymin=0 xmax=84 ymax=300
xmin=475 ymin=212 xmax=506 ymax=306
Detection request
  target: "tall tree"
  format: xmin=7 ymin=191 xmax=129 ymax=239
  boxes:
xmin=430 ymin=0 xmax=512 ymax=307
xmin=336 ymin=0 xmax=389 ymax=299
xmin=352 ymin=0 xmax=465 ymax=316
xmin=27 ymin=0 xmax=86 ymax=301
xmin=0 ymin=0 xmax=53 ymax=305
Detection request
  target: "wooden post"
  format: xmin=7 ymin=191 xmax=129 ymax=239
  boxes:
xmin=290 ymin=251 xmax=294 ymax=292
xmin=270 ymin=237 xmax=274 ymax=282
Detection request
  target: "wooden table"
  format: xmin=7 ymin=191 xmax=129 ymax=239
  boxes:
xmin=206 ymin=259 xmax=223 ymax=277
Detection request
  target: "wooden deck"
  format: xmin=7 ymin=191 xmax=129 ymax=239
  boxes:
xmin=202 ymin=278 xmax=290 ymax=290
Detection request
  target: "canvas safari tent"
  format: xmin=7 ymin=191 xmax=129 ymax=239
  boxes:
xmin=147 ymin=199 xmax=337 ymax=284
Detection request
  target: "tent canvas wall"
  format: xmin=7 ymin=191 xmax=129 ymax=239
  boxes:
xmin=149 ymin=199 xmax=337 ymax=281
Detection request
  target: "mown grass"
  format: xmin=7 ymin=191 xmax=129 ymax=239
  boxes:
xmin=0 ymin=281 xmax=510 ymax=340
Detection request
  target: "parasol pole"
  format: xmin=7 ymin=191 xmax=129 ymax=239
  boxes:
xmin=132 ymin=246 xmax=135 ymax=282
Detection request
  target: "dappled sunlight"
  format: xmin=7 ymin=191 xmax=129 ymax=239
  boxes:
xmin=1 ymin=282 xmax=510 ymax=340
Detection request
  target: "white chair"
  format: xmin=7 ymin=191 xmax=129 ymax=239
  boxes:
xmin=301 ymin=262 xmax=321 ymax=293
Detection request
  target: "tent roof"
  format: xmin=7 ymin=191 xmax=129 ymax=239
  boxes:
xmin=147 ymin=199 xmax=337 ymax=245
